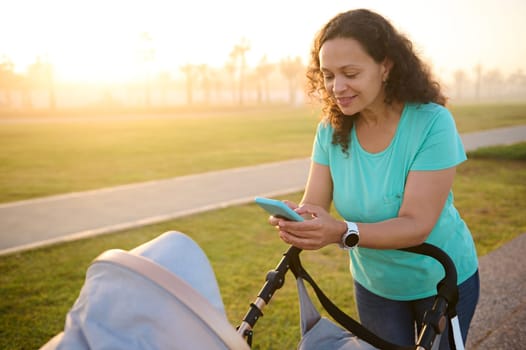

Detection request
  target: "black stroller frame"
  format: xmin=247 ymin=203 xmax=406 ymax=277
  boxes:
xmin=237 ymin=243 xmax=463 ymax=350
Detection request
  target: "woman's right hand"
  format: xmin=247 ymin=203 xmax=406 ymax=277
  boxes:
xmin=267 ymin=200 xmax=300 ymax=226
xmin=268 ymin=201 xmax=346 ymax=250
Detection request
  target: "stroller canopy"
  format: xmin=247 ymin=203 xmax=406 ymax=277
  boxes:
xmin=41 ymin=231 xmax=250 ymax=350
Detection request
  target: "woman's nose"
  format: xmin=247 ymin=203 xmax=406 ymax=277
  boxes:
xmin=332 ymin=76 xmax=347 ymax=94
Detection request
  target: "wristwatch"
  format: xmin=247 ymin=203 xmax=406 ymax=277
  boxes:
xmin=340 ymin=221 xmax=360 ymax=250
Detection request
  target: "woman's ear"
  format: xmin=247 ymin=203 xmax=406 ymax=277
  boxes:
xmin=382 ymin=58 xmax=394 ymax=82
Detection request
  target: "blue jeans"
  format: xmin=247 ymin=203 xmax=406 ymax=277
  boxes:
xmin=354 ymin=271 xmax=480 ymax=349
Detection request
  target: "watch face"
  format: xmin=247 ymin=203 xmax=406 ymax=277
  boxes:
xmin=345 ymin=232 xmax=359 ymax=247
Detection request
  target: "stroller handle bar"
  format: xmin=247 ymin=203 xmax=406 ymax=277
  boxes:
xmin=399 ymin=243 xmax=458 ymax=301
xmin=400 ymin=244 xmax=460 ymax=350
xmin=237 ymin=243 xmax=460 ymax=350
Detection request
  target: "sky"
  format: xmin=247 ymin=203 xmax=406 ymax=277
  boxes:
xmin=1 ymin=0 xmax=525 ymax=83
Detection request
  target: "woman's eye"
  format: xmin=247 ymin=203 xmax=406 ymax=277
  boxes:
xmin=345 ymin=73 xmax=358 ymax=79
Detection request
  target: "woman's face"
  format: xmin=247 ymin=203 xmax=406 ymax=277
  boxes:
xmin=319 ymin=37 xmax=390 ymax=115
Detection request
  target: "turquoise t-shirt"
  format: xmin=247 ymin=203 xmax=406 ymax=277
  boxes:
xmin=312 ymin=102 xmax=478 ymax=300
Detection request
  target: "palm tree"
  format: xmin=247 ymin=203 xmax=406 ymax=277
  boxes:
xmin=138 ymin=32 xmax=156 ymax=107
xmin=27 ymin=57 xmax=56 ymax=110
xmin=180 ymin=64 xmax=197 ymax=105
xmin=229 ymin=38 xmax=250 ymax=105
xmin=0 ymin=56 xmax=15 ymax=108
xmin=453 ymin=69 xmax=467 ymax=101
xmin=508 ymin=69 xmax=526 ymax=99
xmin=157 ymin=71 xmax=172 ymax=107
xmin=280 ymin=56 xmax=304 ymax=105
xmin=255 ymin=55 xmax=273 ymax=104
xmin=224 ymin=60 xmax=237 ymax=103
xmin=483 ymin=69 xmax=503 ymax=100
xmin=197 ymin=64 xmax=211 ymax=105
xmin=44 ymin=62 xmax=56 ymax=110
xmin=473 ymin=64 xmax=482 ymax=102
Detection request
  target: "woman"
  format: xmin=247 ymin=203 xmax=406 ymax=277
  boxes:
xmin=270 ymin=9 xmax=479 ymax=349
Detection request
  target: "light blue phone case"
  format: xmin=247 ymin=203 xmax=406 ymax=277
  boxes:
xmin=254 ymin=197 xmax=304 ymax=222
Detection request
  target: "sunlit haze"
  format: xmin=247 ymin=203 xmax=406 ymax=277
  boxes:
xmin=1 ymin=0 xmax=525 ymax=84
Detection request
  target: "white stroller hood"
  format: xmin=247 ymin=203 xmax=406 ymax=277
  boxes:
xmin=41 ymin=231 xmax=250 ymax=350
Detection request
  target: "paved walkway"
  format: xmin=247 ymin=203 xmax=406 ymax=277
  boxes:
xmin=466 ymin=233 xmax=526 ymax=349
xmin=0 ymin=124 xmax=525 ymax=349
xmin=0 ymin=158 xmax=310 ymax=254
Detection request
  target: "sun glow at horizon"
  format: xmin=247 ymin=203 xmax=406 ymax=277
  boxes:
xmin=1 ymin=0 xmax=525 ymax=85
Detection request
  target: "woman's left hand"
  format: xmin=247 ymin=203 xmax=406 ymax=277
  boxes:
xmin=276 ymin=203 xmax=346 ymax=250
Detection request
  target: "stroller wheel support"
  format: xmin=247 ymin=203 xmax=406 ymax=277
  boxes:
xmin=238 ymin=244 xmax=462 ymax=350
xmin=237 ymin=246 xmax=302 ymax=345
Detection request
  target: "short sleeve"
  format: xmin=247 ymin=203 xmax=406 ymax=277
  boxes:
xmin=410 ymin=108 xmax=467 ymax=171
xmin=312 ymin=122 xmax=331 ymax=165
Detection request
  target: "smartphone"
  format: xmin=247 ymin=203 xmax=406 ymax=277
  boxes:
xmin=254 ymin=197 xmax=304 ymax=222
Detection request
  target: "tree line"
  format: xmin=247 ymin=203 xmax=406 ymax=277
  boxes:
xmin=450 ymin=65 xmax=526 ymax=102
xmin=1 ymin=36 xmax=525 ymax=111
xmin=0 ymin=37 xmax=306 ymax=111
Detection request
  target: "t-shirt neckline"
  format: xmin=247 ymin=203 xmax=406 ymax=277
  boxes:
xmin=351 ymin=103 xmax=409 ymax=157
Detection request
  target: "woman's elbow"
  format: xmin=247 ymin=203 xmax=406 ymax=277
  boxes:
xmin=411 ymin=231 xmax=429 ymax=246
xmin=404 ymin=215 xmax=435 ymax=246
xmin=414 ymin=220 xmax=436 ymax=245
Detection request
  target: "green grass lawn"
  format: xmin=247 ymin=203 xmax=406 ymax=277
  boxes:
xmin=448 ymin=102 xmax=526 ymax=132
xmin=1 ymin=103 xmax=525 ymax=203
xmin=0 ymin=106 xmax=320 ymax=203
xmin=1 ymin=142 xmax=525 ymax=350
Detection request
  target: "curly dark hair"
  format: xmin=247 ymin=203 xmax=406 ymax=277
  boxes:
xmin=306 ymin=9 xmax=447 ymax=154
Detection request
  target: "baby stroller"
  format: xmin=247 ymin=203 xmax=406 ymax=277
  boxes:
xmin=41 ymin=231 xmax=463 ymax=350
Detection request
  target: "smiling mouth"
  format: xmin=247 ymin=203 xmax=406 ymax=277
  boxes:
xmin=335 ymin=95 xmax=357 ymax=106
